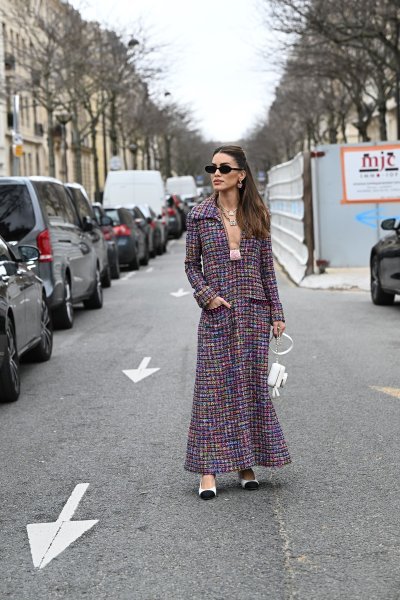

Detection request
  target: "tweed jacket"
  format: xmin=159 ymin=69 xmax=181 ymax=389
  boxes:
xmin=185 ymin=195 xmax=285 ymax=323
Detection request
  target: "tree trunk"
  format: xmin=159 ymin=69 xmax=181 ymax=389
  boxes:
xmin=340 ymin=114 xmax=348 ymax=143
xmin=327 ymin=112 xmax=338 ymax=144
xmin=355 ymin=104 xmax=371 ymax=142
xmin=378 ymin=101 xmax=388 ymax=141
xmin=90 ymin=122 xmax=101 ymax=202
xmin=47 ymin=108 xmax=56 ymax=177
xmin=109 ymin=95 xmax=118 ymax=156
xmin=164 ymin=134 xmax=171 ymax=177
xmin=72 ymin=119 xmax=83 ymax=183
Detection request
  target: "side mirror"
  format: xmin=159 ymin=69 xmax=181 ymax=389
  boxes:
xmin=146 ymin=216 xmax=152 ymax=225
xmin=381 ymin=218 xmax=399 ymax=231
xmin=18 ymin=245 xmax=40 ymax=262
xmin=100 ymin=215 xmax=113 ymax=227
xmin=82 ymin=215 xmax=94 ymax=232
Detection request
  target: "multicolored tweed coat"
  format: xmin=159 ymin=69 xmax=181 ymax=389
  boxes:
xmin=184 ymin=195 xmax=291 ymax=475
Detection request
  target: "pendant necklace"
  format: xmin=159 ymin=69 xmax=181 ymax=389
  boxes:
xmin=218 ymin=201 xmax=242 ymax=261
xmin=219 ymin=201 xmax=238 ymax=226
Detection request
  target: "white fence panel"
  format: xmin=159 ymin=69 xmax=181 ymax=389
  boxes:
xmin=267 ymin=153 xmax=309 ymax=283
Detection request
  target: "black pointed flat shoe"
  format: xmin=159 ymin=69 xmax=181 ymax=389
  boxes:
xmin=199 ymin=477 xmax=217 ymax=500
xmin=239 ymin=478 xmax=259 ymax=490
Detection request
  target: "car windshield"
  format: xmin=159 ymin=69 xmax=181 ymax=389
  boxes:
xmin=0 ymin=184 xmax=35 ymax=242
xmin=105 ymin=209 xmax=120 ymax=225
xmin=139 ymin=205 xmax=150 ymax=218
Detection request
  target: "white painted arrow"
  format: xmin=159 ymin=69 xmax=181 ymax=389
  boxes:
xmin=170 ymin=288 xmax=190 ymax=298
xmin=123 ymin=356 xmax=160 ymax=383
xmin=27 ymin=483 xmax=98 ymax=569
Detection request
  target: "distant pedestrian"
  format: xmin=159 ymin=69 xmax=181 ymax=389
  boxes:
xmin=184 ymin=145 xmax=291 ymax=500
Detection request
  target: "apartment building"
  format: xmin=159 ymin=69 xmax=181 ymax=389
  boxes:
xmin=0 ymin=0 xmax=110 ymax=198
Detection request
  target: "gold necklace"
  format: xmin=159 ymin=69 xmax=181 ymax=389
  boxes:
xmin=218 ymin=200 xmax=238 ymax=226
xmin=219 ymin=201 xmax=238 ymax=217
xmin=222 ymin=211 xmax=238 ymax=227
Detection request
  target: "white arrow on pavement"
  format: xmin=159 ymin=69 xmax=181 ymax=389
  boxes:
xmin=27 ymin=483 xmax=98 ymax=569
xmin=170 ymin=288 xmax=190 ymax=298
xmin=123 ymin=356 xmax=160 ymax=383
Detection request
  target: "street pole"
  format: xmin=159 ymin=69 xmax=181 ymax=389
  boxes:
xmin=396 ymin=67 xmax=400 ymax=140
xmin=12 ymin=94 xmax=21 ymax=176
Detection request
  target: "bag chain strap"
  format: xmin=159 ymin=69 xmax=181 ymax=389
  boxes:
xmin=275 ymin=334 xmax=281 ymax=365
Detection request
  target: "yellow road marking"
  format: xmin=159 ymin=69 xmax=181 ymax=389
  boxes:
xmin=370 ymin=386 xmax=400 ymax=399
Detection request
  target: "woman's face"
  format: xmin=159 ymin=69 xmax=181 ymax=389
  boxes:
xmin=210 ymin=152 xmax=245 ymax=193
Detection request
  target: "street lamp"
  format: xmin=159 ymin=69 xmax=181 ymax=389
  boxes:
xmin=56 ymin=112 xmax=72 ymax=182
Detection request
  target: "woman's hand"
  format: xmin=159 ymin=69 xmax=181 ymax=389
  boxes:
xmin=272 ymin=320 xmax=285 ymax=337
xmin=206 ymin=296 xmax=231 ymax=310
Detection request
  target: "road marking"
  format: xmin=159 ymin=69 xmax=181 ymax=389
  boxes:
xmin=120 ymin=273 xmax=136 ymax=281
xmin=123 ymin=356 xmax=160 ymax=383
xmin=146 ymin=267 xmax=154 ymax=273
xmin=170 ymin=288 xmax=190 ymax=298
xmin=27 ymin=483 xmax=98 ymax=569
xmin=370 ymin=386 xmax=400 ymax=399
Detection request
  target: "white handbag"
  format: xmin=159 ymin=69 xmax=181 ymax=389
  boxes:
xmin=268 ymin=332 xmax=294 ymax=398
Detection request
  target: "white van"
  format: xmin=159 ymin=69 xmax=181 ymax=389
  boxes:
xmin=166 ymin=176 xmax=198 ymax=201
xmin=103 ymin=170 xmax=165 ymax=217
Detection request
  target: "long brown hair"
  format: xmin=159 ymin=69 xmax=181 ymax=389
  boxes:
xmin=212 ymin=145 xmax=270 ymax=238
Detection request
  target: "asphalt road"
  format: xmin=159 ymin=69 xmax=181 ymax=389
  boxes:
xmin=1 ymin=237 xmax=400 ymax=600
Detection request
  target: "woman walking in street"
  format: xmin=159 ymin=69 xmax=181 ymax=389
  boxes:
xmin=184 ymin=145 xmax=291 ymax=500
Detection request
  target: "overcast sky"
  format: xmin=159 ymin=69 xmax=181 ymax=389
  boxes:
xmin=70 ymin=0 xmax=279 ymax=142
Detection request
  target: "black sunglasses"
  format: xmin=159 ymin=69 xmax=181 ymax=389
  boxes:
xmin=205 ymin=165 xmax=242 ymax=174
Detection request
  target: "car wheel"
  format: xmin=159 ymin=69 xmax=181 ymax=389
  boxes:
xmin=24 ymin=297 xmax=53 ymax=362
xmin=371 ymin=255 xmax=395 ymax=305
xmin=156 ymin=234 xmax=163 ymax=256
xmin=0 ymin=320 xmax=20 ymax=402
xmin=128 ymin=249 xmax=140 ymax=270
xmin=110 ymin=256 xmax=120 ymax=279
xmin=53 ymin=277 xmax=74 ymax=330
xmin=84 ymin=266 xmax=103 ymax=309
xmin=140 ymin=242 xmax=149 ymax=266
xmin=101 ymin=264 xmax=112 ymax=288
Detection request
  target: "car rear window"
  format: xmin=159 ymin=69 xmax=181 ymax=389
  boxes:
xmin=67 ymin=187 xmax=93 ymax=221
xmin=0 ymin=184 xmax=35 ymax=242
xmin=105 ymin=209 xmax=120 ymax=225
xmin=33 ymin=181 xmax=78 ymax=225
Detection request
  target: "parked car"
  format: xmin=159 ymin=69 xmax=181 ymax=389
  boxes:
xmin=139 ymin=204 xmax=165 ymax=256
xmin=370 ymin=218 xmax=400 ymax=305
xmin=0 ymin=177 xmax=103 ymax=330
xmin=103 ymin=169 xmax=169 ymax=248
xmin=104 ymin=207 xmax=145 ymax=270
xmin=65 ymin=183 xmax=111 ymax=288
xmin=92 ymin=202 xmax=120 ymax=279
xmin=0 ymin=236 xmax=53 ymax=402
xmin=130 ymin=206 xmax=150 ymax=264
xmin=165 ymin=194 xmax=184 ymax=239
xmin=165 ymin=177 xmax=200 ymax=230
xmin=104 ymin=169 xmax=165 ymax=217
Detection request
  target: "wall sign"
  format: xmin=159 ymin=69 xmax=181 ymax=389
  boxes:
xmin=340 ymin=144 xmax=400 ymax=203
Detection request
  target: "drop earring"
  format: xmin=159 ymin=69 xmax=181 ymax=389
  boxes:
xmin=237 ymin=180 xmax=243 ymax=189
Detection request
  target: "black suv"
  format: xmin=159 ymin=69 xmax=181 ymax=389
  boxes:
xmin=370 ymin=218 xmax=400 ymax=305
xmin=0 ymin=177 xmax=103 ymax=329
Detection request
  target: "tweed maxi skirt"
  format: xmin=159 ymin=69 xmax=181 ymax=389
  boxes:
xmin=185 ymin=298 xmax=291 ymax=474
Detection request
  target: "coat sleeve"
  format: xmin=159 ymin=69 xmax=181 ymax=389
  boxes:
xmin=260 ymin=235 xmax=285 ymax=324
xmin=185 ymin=212 xmax=219 ymax=308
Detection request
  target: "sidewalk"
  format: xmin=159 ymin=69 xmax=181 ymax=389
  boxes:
xmin=299 ymin=267 xmax=370 ymax=291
